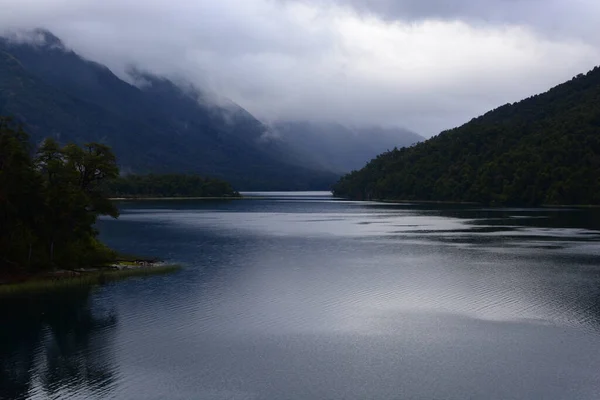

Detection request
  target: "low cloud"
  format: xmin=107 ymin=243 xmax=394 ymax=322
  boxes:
xmin=1 ymin=0 xmax=599 ymax=136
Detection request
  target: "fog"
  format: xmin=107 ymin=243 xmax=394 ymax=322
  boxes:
xmin=1 ymin=0 xmax=599 ymax=136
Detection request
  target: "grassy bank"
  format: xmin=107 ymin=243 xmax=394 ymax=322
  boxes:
xmin=110 ymin=196 xmax=243 ymax=201
xmin=0 ymin=265 xmax=181 ymax=297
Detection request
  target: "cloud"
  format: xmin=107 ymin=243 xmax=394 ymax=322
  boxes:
xmin=291 ymin=0 xmax=600 ymax=39
xmin=1 ymin=0 xmax=599 ymax=137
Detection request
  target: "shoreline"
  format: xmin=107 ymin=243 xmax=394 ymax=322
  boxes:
xmin=338 ymin=197 xmax=600 ymax=208
xmin=111 ymin=195 xmax=600 ymax=208
xmin=109 ymin=196 xmax=317 ymax=201
xmin=0 ymin=263 xmax=181 ymax=297
xmin=110 ymin=196 xmax=243 ymax=201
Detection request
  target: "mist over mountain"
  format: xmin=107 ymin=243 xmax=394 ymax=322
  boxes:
xmin=0 ymin=29 xmax=340 ymax=190
xmin=267 ymin=121 xmax=424 ymax=173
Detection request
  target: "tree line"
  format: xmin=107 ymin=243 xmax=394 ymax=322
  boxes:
xmin=105 ymin=174 xmax=240 ymax=198
xmin=1 ymin=117 xmax=244 ymax=273
xmin=1 ymin=117 xmax=119 ymax=272
xmin=332 ymin=66 xmax=600 ymax=206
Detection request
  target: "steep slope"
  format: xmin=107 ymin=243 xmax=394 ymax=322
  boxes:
xmin=332 ymin=67 xmax=600 ymax=205
xmin=0 ymin=30 xmax=338 ymax=190
xmin=0 ymin=49 xmax=159 ymax=169
xmin=268 ymin=121 xmax=423 ymax=173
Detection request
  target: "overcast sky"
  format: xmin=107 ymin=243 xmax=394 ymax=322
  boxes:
xmin=1 ymin=0 xmax=599 ymax=137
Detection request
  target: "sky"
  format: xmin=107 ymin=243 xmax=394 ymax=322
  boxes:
xmin=1 ymin=0 xmax=599 ymax=137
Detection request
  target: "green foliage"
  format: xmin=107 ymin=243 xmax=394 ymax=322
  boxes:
xmin=0 ymin=117 xmax=119 ymax=272
xmin=104 ymin=174 xmax=240 ymax=198
xmin=332 ymin=66 xmax=600 ymax=206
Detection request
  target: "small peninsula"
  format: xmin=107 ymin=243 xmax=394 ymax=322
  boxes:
xmin=0 ymin=117 xmax=241 ymax=294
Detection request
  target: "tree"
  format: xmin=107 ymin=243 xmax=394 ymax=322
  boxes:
xmin=0 ymin=118 xmax=120 ymax=272
xmin=0 ymin=118 xmax=43 ymax=270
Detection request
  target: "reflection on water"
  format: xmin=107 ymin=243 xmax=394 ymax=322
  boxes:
xmin=0 ymin=289 xmax=117 ymax=400
xmin=3 ymin=193 xmax=600 ymax=399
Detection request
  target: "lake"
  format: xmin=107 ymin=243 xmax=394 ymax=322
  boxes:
xmin=2 ymin=192 xmax=600 ymax=399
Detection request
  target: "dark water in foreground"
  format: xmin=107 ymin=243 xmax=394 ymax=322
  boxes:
xmin=2 ymin=192 xmax=600 ymax=399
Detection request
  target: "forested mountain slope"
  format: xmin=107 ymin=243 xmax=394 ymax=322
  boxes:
xmin=0 ymin=30 xmax=338 ymax=190
xmin=332 ymin=67 xmax=600 ymax=205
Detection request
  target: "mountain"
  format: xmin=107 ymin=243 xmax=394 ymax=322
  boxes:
xmin=265 ymin=121 xmax=423 ymax=173
xmin=0 ymin=29 xmax=338 ymax=190
xmin=332 ymin=66 xmax=600 ymax=206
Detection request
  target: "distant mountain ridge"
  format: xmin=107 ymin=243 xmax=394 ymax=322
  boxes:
xmin=0 ymin=29 xmax=339 ymax=190
xmin=268 ymin=121 xmax=423 ymax=173
xmin=333 ymin=66 xmax=600 ymax=205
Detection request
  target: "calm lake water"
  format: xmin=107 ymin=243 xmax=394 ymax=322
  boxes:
xmin=2 ymin=192 xmax=600 ymax=399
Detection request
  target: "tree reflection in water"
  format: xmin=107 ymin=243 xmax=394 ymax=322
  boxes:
xmin=0 ymin=288 xmax=118 ymax=400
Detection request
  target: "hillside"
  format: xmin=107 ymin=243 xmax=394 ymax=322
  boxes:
xmin=0 ymin=30 xmax=338 ymax=190
xmin=267 ymin=121 xmax=423 ymax=173
xmin=332 ymin=67 xmax=600 ymax=206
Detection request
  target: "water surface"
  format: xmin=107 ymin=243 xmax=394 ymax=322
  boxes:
xmin=2 ymin=192 xmax=600 ymax=399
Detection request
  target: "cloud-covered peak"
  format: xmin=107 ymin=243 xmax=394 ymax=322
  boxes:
xmin=1 ymin=0 xmax=598 ymax=137
xmin=1 ymin=27 xmax=66 ymax=50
